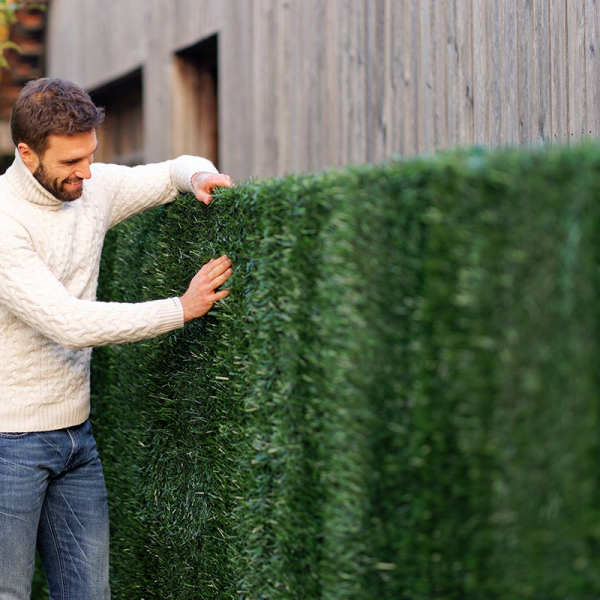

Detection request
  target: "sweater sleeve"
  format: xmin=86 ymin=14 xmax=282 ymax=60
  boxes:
xmin=0 ymin=217 xmax=184 ymax=350
xmin=96 ymin=155 xmax=219 ymax=229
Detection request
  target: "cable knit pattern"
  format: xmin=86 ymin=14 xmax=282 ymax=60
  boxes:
xmin=0 ymin=151 xmax=218 ymax=432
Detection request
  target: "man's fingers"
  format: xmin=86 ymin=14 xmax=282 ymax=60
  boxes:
xmin=200 ymin=256 xmax=223 ymax=274
xmin=200 ymin=258 xmax=215 ymax=273
xmin=194 ymin=173 xmax=234 ymax=205
xmin=197 ymin=255 xmax=232 ymax=293
xmin=214 ymin=174 xmax=233 ymax=188
xmin=198 ymin=191 xmax=211 ymax=205
xmin=213 ymin=289 xmax=230 ymax=302
xmin=209 ymin=261 xmax=231 ymax=279
xmin=204 ymin=174 xmax=233 ymax=190
xmin=211 ymin=269 xmax=232 ymax=290
xmin=207 ymin=255 xmax=231 ymax=279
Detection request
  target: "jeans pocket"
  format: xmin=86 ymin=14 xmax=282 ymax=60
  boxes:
xmin=0 ymin=432 xmax=31 ymax=439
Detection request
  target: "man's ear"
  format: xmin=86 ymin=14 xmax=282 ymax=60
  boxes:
xmin=17 ymin=142 xmax=40 ymax=174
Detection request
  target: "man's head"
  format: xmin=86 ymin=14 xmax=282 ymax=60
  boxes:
xmin=11 ymin=78 xmax=105 ymax=201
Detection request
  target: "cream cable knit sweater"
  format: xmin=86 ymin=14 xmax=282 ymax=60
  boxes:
xmin=0 ymin=151 xmax=218 ymax=433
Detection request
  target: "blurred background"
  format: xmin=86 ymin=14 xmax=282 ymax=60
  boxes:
xmin=0 ymin=1 xmax=598 ymax=178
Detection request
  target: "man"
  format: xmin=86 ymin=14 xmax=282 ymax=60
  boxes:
xmin=0 ymin=78 xmax=233 ymax=599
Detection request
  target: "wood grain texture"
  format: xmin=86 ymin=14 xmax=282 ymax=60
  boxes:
xmin=487 ymin=0 xmax=503 ymax=145
xmin=390 ymin=0 xmax=407 ymax=157
xmin=406 ymin=0 xmax=419 ymax=154
xmin=472 ymin=0 xmax=488 ymax=146
xmin=44 ymin=0 xmax=600 ymax=178
xmin=550 ymin=0 xmax=569 ymax=143
xmin=419 ymin=0 xmax=434 ymax=154
xmin=533 ymin=0 xmax=552 ymax=141
xmin=585 ymin=0 xmax=600 ymax=138
xmin=456 ymin=0 xmax=473 ymax=145
xmin=517 ymin=0 xmax=533 ymax=143
xmin=432 ymin=0 xmax=447 ymax=150
xmin=568 ymin=0 xmax=587 ymax=140
xmin=446 ymin=0 xmax=460 ymax=147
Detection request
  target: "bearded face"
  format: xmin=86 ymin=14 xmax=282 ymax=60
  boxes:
xmin=33 ymin=160 xmax=85 ymax=202
xmin=20 ymin=130 xmax=97 ymax=203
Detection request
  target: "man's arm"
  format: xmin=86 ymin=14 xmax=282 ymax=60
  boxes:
xmin=97 ymin=156 xmax=226 ymax=230
xmin=0 ymin=218 xmax=232 ymax=349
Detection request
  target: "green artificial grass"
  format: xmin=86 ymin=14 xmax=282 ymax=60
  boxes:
xmin=31 ymin=143 xmax=600 ymax=599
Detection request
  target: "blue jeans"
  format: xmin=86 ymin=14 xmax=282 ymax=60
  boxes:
xmin=0 ymin=420 xmax=110 ymax=600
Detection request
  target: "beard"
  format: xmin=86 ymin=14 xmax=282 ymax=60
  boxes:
xmin=33 ymin=161 xmax=84 ymax=202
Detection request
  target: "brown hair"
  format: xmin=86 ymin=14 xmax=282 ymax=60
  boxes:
xmin=10 ymin=78 xmax=105 ymax=155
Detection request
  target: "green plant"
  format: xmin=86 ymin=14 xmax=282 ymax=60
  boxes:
xmin=0 ymin=1 xmax=45 ymax=69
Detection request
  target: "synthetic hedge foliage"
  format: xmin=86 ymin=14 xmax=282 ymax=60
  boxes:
xmin=35 ymin=143 xmax=600 ymax=598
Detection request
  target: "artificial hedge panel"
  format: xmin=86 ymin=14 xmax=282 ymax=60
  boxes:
xmin=91 ymin=208 xmax=166 ymax=597
xmin=79 ymin=144 xmax=600 ymax=598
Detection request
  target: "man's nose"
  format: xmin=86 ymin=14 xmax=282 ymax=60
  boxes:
xmin=75 ymin=161 xmax=92 ymax=180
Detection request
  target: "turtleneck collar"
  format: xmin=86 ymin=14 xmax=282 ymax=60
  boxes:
xmin=4 ymin=149 xmax=65 ymax=211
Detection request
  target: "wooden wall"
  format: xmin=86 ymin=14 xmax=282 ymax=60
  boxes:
xmin=46 ymin=0 xmax=600 ymax=180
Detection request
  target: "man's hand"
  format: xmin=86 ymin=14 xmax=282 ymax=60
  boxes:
xmin=191 ymin=172 xmax=233 ymax=205
xmin=180 ymin=255 xmax=232 ymax=322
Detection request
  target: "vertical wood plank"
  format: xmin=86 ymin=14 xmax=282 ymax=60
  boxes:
xmin=277 ymin=0 xmax=294 ymax=174
xmin=365 ymin=0 xmax=385 ymax=162
xmin=273 ymin=0 xmax=286 ymax=174
xmin=502 ymin=0 xmax=518 ymax=144
xmin=144 ymin=0 xmax=172 ymax=163
xmin=532 ymin=0 xmax=552 ymax=142
xmin=323 ymin=0 xmax=342 ymax=167
xmin=445 ymin=0 xmax=474 ymax=148
xmin=446 ymin=0 xmax=459 ymax=147
xmin=408 ymin=0 xmax=420 ymax=154
xmin=419 ymin=0 xmax=435 ymax=154
xmin=585 ymin=0 xmax=599 ymax=139
xmin=568 ymin=1 xmax=587 ymax=140
xmin=252 ymin=0 xmax=278 ymax=176
xmin=339 ymin=0 xmax=355 ymax=165
xmin=251 ymin=0 xmax=265 ymax=176
xmin=93 ymin=2 xmax=111 ymax=79
xmin=365 ymin=0 xmax=376 ymax=162
xmin=390 ymin=0 xmax=407 ymax=157
xmin=487 ymin=0 xmax=503 ymax=145
xmin=550 ymin=0 xmax=569 ymax=143
xmin=517 ymin=0 xmax=533 ymax=143
xmin=220 ymin=0 xmax=254 ymax=177
xmin=53 ymin=0 xmax=71 ymax=74
xmin=456 ymin=0 xmax=474 ymax=145
xmin=400 ymin=0 xmax=416 ymax=155
xmin=351 ymin=0 xmax=367 ymax=165
xmin=472 ymin=0 xmax=488 ymax=146
xmin=381 ymin=0 xmax=395 ymax=158
xmin=432 ymin=0 xmax=447 ymax=150
xmin=306 ymin=0 xmax=326 ymax=171
xmin=337 ymin=0 xmax=351 ymax=166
